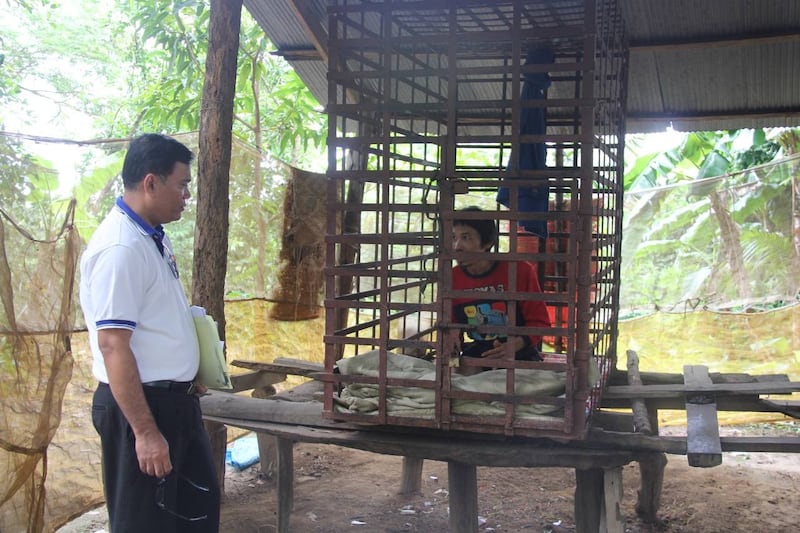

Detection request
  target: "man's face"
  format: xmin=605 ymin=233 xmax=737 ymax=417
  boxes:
xmin=151 ymin=162 xmax=191 ymax=225
xmin=453 ymin=223 xmax=493 ymax=274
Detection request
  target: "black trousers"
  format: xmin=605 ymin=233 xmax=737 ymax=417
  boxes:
xmin=92 ymin=383 xmax=220 ymax=533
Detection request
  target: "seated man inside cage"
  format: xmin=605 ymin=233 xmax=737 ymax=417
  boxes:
xmin=449 ymin=206 xmax=551 ymax=375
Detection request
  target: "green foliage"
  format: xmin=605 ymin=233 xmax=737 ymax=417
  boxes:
xmin=0 ymin=135 xmax=64 ymax=237
xmin=621 ymin=128 xmax=799 ymax=311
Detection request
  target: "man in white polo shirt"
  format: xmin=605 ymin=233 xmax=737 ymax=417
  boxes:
xmin=80 ymin=134 xmax=219 ymax=532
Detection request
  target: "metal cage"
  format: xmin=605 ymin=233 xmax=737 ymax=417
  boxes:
xmin=323 ymin=0 xmax=626 ymax=439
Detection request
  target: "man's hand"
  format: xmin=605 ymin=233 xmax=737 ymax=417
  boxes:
xmin=193 ymin=380 xmax=209 ymax=395
xmin=482 ymin=336 xmax=524 ymax=360
xmin=135 ymin=429 xmax=172 ymax=478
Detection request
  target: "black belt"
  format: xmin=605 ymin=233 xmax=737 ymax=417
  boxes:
xmin=141 ymin=380 xmax=196 ymax=395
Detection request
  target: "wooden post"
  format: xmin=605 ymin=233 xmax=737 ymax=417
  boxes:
xmin=400 ymin=457 xmax=424 ymax=494
xmin=626 ymin=350 xmax=653 ymax=435
xmin=601 ymin=467 xmax=624 ymax=533
xmin=636 ymin=452 xmax=667 ymax=523
xmin=575 ymin=468 xmax=602 ymax=533
xmin=448 ymin=461 xmax=478 ymax=533
xmin=276 ymin=438 xmax=294 ymax=533
xmin=252 ymin=385 xmax=278 ymax=477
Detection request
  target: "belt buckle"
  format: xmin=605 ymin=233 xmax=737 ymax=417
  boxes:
xmin=186 ymin=382 xmax=196 ymax=395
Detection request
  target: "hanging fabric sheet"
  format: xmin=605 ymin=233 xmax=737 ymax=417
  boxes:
xmin=496 ymin=47 xmax=555 ymax=238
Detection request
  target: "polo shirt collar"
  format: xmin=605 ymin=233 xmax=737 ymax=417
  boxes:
xmin=115 ymin=196 xmax=166 ymax=253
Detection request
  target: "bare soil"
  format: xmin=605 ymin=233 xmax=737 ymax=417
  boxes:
xmin=60 ymin=426 xmax=800 ymax=533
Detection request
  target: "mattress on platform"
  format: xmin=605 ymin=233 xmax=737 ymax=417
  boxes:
xmin=333 ymin=350 xmax=566 ymax=418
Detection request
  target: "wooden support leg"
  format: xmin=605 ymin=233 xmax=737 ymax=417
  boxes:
xmin=400 ymin=456 xmax=424 ymax=494
xmin=601 ymin=467 xmax=624 ymax=533
xmin=251 ymin=385 xmax=278 ymax=478
xmin=276 ymin=438 xmax=294 ymax=533
xmin=448 ymin=461 xmax=478 ymax=533
xmin=575 ymin=468 xmax=602 ymax=533
xmin=636 ymin=452 xmax=667 ymax=523
xmin=204 ymin=420 xmax=227 ymax=496
xmin=256 ymin=435 xmax=278 ymax=479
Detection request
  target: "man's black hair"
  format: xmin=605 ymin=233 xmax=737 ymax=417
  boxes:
xmin=453 ymin=206 xmax=497 ymax=248
xmin=121 ymin=134 xmax=194 ymax=189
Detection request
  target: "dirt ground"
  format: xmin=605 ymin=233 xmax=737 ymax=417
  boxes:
xmin=60 ymin=425 xmax=800 ymax=533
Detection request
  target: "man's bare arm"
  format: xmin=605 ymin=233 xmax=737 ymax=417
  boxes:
xmin=98 ymin=328 xmax=172 ymax=478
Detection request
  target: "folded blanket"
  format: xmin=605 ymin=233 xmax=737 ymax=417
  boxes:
xmin=334 ymin=351 xmax=566 ymax=418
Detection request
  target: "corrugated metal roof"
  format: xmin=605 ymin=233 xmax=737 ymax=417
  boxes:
xmin=244 ymin=0 xmax=800 ymax=133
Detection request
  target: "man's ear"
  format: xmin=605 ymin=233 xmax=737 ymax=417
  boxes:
xmin=142 ymin=173 xmax=157 ymax=193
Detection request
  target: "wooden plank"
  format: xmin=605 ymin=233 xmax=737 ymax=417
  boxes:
xmin=684 ymin=365 xmax=722 ymax=467
xmin=202 ymin=415 xmax=639 ymax=469
xmin=202 ymin=393 xmax=800 ymax=456
xmin=589 ymin=428 xmax=800 ymax=454
xmin=231 ymin=358 xmax=324 ymax=377
xmin=448 ymin=462 xmax=478 ymax=533
xmin=601 ymin=394 xmax=789 ymax=412
xmin=608 ymin=369 xmax=791 ymax=386
xmin=604 ymin=380 xmax=800 ymax=399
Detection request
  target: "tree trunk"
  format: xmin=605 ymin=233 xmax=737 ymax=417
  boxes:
xmin=251 ymin=53 xmax=267 ymax=297
xmin=709 ymin=190 xmax=750 ymax=300
xmin=193 ymin=0 xmax=242 ymax=492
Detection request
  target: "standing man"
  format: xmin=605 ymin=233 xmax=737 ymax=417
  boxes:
xmin=80 ymin=134 xmax=220 ymax=532
xmin=450 ymin=206 xmax=551 ymax=373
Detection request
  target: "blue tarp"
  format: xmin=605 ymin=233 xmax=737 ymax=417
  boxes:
xmin=225 ymin=433 xmax=260 ymax=471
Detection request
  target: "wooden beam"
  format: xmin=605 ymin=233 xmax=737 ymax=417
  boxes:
xmin=626 ymin=108 xmax=800 ymax=129
xmin=201 ymin=414 xmax=639 ymax=469
xmin=231 ymin=357 xmax=324 ymax=377
xmin=272 ymin=47 xmax=321 ymax=61
xmin=608 ymin=369 xmax=791 ymax=386
xmin=601 ymin=394 xmax=791 ymax=412
xmin=286 ymin=0 xmax=328 ymax=63
xmin=229 ymin=370 xmax=285 ymax=392
xmin=588 ymin=428 xmax=800 ymax=455
xmin=630 ymin=30 xmax=800 ymax=53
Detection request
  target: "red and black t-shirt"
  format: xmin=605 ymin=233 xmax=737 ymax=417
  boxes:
xmin=451 ymin=261 xmax=550 ymax=358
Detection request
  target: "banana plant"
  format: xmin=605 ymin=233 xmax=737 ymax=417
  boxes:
xmin=621 ymin=128 xmax=795 ymax=310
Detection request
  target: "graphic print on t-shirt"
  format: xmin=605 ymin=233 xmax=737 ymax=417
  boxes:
xmin=461 ymin=301 xmax=508 ymax=341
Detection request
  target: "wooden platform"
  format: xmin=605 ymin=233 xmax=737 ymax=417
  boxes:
xmin=203 ymin=356 xmax=800 ymax=533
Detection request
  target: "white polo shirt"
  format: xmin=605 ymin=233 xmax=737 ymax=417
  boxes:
xmin=80 ymin=198 xmax=200 ymax=383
